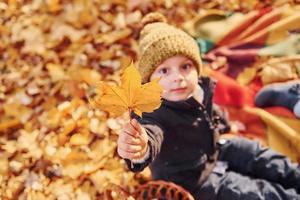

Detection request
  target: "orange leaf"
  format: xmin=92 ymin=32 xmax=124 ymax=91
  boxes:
xmin=92 ymin=62 xmax=162 ymax=117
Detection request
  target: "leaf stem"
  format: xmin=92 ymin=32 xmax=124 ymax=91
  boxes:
xmin=128 ymin=108 xmax=132 ymax=120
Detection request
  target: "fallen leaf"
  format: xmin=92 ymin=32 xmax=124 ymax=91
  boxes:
xmin=46 ymin=63 xmax=67 ymax=82
xmin=0 ymin=118 xmax=20 ymax=133
xmin=69 ymin=133 xmax=90 ymax=146
xmin=92 ymin=62 xmax=162 ymax=117
xmin=95 ymin=28 xmax=132 ymax=45
xmin=47 ymin=0 xmax=62 ymax=13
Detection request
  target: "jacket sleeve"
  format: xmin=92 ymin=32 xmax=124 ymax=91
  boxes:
xmin=125 ymin=115 xmax=164 ymax=172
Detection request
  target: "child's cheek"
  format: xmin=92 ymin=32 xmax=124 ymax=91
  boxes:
xmin=158 ymin=79 xmax=167 ymax=89
xmin=161 ymin=90 xmax=168 ymax=99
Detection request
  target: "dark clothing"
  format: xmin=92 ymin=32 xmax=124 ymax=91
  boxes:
xmin=127 ymin=77 xmax=223 ymax=189
xmin=125 ymin=77 xmax=300 ymax=200
xmin=198 ymin=138 xmax=300 ymax=200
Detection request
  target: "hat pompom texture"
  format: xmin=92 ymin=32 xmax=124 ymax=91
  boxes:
xmin=141 ymin=12 xmax=167 ymax=26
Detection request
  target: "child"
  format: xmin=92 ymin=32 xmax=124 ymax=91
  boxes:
xmin=117 ymin=12 xmax=300 ymax=200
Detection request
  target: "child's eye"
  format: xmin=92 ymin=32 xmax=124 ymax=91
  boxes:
xmin=159 ymin=68 xmax=168 ymax=74
xmin=182 ymin=63 xmax=192 ymax=70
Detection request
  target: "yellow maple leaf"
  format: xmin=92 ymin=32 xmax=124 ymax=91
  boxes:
xmin=92 ymin=62 xmax=162 ymax=117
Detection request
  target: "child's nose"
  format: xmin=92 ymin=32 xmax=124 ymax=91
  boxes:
xmin=173 ymin=73 xmax=184 ymax=82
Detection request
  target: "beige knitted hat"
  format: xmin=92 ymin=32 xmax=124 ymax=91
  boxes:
xmin=137 ymin=12 xmax=202 ymax=83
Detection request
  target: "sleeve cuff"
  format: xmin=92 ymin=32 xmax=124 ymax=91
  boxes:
xmin=131 ymin=146 xmax=150 ymax=164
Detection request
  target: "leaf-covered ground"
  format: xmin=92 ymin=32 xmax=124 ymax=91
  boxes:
xmin=0 ymin=0 xmax=296 ymax=199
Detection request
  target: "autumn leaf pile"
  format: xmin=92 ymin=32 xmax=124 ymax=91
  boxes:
xmin=0 ymin=0 xmax=296 ymax=199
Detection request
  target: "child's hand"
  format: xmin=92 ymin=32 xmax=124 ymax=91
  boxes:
xmin=117 ymin=118 xmax=149 ymax=161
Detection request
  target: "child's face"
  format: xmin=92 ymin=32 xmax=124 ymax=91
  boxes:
xmin=150 ymin=55 xmax=199 ymax=102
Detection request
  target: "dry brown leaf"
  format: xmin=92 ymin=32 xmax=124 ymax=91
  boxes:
xmin=69 ymin=133 xmax=91 ymax=146
xmin=50 ymin=22 xmax=87 ymax=42
xmin=0 ymin=118 xmax=20 ymax=133
xmin=47 ymin=0 xmax=62 ymax=13
xmin=46 ymin=63 xmax=67 ymax=82
xmin=58 ymin=119 xmax=76 ymax=145
xmin=95 ymin=28 xmax=132 ymax=45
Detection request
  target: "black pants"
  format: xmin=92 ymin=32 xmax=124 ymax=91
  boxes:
xmin=196 ymin=137 xmax=300 ymax=200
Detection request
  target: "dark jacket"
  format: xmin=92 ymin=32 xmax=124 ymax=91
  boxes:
xmin=125 ymin=77 xmax=230 ymax=194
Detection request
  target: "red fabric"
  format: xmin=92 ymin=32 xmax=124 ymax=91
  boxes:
xmin=210 ymin=70 xmax=254 ymax=107
xmin=226 ymin=107 xmax=267 ymax=140
xmin=211 ymin=70 xmax=295 ymax=118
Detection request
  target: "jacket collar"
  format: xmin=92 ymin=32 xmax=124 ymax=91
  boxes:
xmin=161 ymin=76 xmax=217 ymax=111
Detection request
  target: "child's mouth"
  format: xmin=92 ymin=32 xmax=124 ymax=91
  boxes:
xmin=171 ymin=88 xmax=187 ymax=93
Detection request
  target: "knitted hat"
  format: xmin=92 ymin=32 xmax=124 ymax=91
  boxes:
xmin=137 ymin=12 xmax=202 ymax=83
